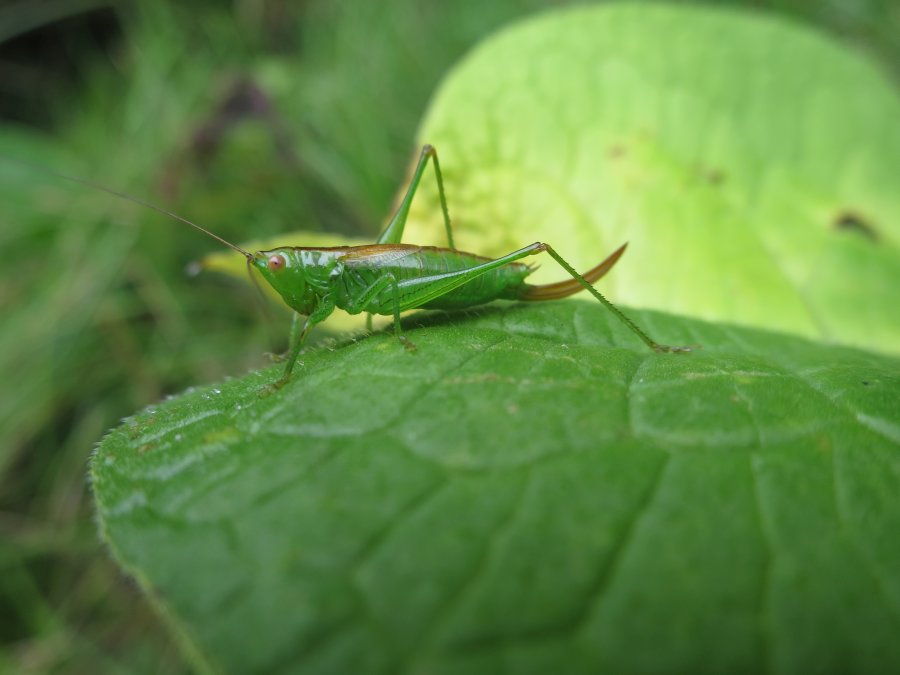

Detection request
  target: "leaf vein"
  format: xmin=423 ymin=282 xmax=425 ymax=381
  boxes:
xmin=401 ymin=470 xmax=532 ymax=670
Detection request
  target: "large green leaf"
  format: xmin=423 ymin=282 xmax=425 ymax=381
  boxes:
xmin=93 ymin=301 xmax=900 ymax=674
xmin=403 ymin=4 xmax=900 ymax=353
xmin=92 ymin=6 xmax=900 ymax=674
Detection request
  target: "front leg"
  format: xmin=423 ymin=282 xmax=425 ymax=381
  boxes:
xmin=276 ymin=315 xmax=315 ymax=386
xmin=266 ymin=311 xmax=303 ymax=362
xmin=265 ymin=300 xmax=335 ymax=392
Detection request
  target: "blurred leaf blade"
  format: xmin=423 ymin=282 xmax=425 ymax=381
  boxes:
xmin=405 ymin=4 xmax=900 ymax=354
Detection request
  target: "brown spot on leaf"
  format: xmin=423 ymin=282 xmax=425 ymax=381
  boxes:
xmin=834 ymin=210 xmax=879 ymax=242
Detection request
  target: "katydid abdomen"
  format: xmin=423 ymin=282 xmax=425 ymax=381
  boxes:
xmin=335 ymin=244 xmax=531 ymax=312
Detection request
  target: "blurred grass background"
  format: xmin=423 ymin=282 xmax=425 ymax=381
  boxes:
xmin=0 ymin=0 xmax=896 ymax=672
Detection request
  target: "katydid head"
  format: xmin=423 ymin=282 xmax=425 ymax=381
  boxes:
xmin=251 ymin=247 xmax=318 ymax=315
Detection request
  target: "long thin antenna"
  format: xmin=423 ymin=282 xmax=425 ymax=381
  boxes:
xmin=2 ymin=155 xmax=254 ymax=259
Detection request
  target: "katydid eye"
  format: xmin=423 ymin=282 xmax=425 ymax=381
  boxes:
xmin=267 ymin=254 xmax=286 ymax=271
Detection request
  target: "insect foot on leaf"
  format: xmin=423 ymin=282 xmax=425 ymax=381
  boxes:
xmin=399 ymin=335 xmax=417 ymax=352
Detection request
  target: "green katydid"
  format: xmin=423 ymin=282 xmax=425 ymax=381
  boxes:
xmin=9 ymin=145 xmax=692 ymax=388
xmin=251 ymin=144 xmax=692 ymax=386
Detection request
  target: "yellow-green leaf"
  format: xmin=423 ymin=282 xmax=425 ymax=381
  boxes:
xmin=404 ymin=4 xmax=900 ymax=354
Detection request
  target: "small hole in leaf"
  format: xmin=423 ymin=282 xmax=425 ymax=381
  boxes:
xmin=834 ymin=211 xmax=878 ymax=242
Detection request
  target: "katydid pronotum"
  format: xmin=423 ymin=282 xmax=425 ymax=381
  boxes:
xmin=10 ymin=145 xmax=692 ymax=388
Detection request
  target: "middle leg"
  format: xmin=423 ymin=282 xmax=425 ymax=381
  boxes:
xmin=345 ymin=272 xmax=417 ymax=351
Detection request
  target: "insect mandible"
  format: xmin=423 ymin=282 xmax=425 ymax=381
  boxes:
xmin=10 ymin=145 xmax=693 ymax=388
